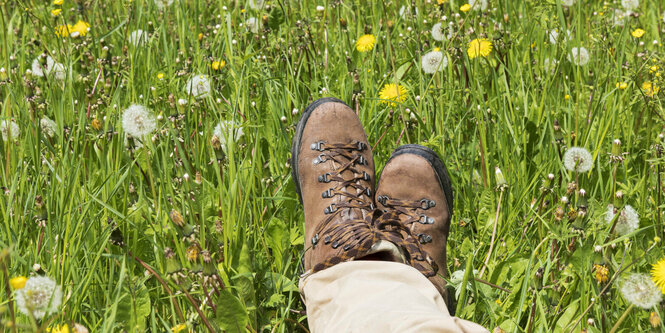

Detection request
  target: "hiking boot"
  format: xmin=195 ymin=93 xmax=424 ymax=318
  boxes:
xmin=375 ymin=144 xmax=453 ymax=301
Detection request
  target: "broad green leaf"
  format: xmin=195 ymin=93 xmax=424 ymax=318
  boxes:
xmin=216 ymin=289 xmax=249 ymax=333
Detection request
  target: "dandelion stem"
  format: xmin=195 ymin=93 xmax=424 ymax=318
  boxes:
xmin=609 ymin=304 xmax=634 ymax=333
xmin=479 ymin=188 xmax=504 ymax=278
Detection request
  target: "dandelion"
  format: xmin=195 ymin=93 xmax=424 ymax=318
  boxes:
xmin=543 ymin=58 xmax=558 ymax=73
xmin=613 ymin=9 xmax=630 ymax=27
xmin=631 ymin=28 xmax=645 ymax=38
xmin=53 ymin=0 xmax=63 ymax=4
xmin=468 ymin=0 xmax=488 ymax=10
xmin=1 ymin=119 xmax=19 ymax=142
xmin=355 ymin=34 xmax=376 ymax=52
xmin=568 ymin=47 xmax=589 ymax=66
xmin=72 ymin=324 xmax=89 ymax=333
xmin=642 ymin=81 xmax=659 ymax=97
xmin=128 ymin=29 xmax=148 ymax=46
xmin=213 ymin=120 xmax=245 ymax=153
xmin=593 ymin=264 xmax=609 ymax=284
xmin=247 ymin=0 xmax=265 ymax=10
xmin=172 ymin=324 xmax=188 ymax=333
xmin=69 ymin=20 xmax=90 ymax=38
xmin=561 ymin=0 xmax=575 ymax=6
xmin=616 ymin=82 xmax=628 ymax=90
xmin=245 ymin=17 xmax=259 ymax=34
xmin=467 ymin=38 xmax=492 ymax=59
xmin=40 ymin=117 xmax=57 ymax=138
xmin=211 ymin=60 xmax=225 ymax=70
xmin=620 ymin=273 xmax=662 ymax=309
xmin=606 ymin=204 xmax=639 ymax=235
xmin=378 ymin=83 xmax=408 ymax=105
xmin=51 ymin=9 xmax=61 ymax=16
xmin=421 ymin=50 xmax=448 ymax=74
xmin=651 ymin=311 xmax=662 ymax=328
xmin=55 ymin=24 xmax=72 ymax=38
xmin=547 ymin=29 xmax=571 ymax=44
xmin=31 ymin=56 xmax=66 ymax=81
xmin=398 ymin=5 xmax=418 ymax=18
xmin=621 ymin=0 xmax=639 ymax=11
xmin=460 ymin=4 xmax=471 ymax=12
xmin=154 ymin=0 xmax=174 ymax=9
xmin=14 ymin=276 xmax=63 ymax=319
xmin=47 ymin=324 xmax=69 ymax=333
xmin=563 ymin=147 xmax=593 ymax=173
xmin=431 ymin=22 xmax=445 ymax=41
xmin=185 ymin=74 xmax=211 ymax=99
xmin=10 ymin=276 xmax=27 ymax=289
xmin=121 ymin=104 xmax=157 ymax=138
xmin=651 ymin=257 xmax=665 ymax=294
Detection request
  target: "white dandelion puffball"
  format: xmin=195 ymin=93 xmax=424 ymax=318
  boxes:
xmin=613 ymin=9 xmax=631 ymax=27
xmin=245 ymin=17 xmax=259 ymax=34
xmin=213 ymin=120 xmax=244 ymax=153
xmin=606 ymin=204 xmax=639 ymax=235
xmin=620 ymin=273 xmax=662 ymax=309
xmin=247 ymin=0 xmax=265 ymax=10
xmin=185 ymin=74 xmax=211 ymax=99
xmin=128 ymin=29 xmax=148 ymax=46
xmin=399 ymin=5 xmax=418 ymax=18
xmin=421 ymin=50 xmax=448 ymax=74
xmin=561 ymin=0 xmax=575 ymax=6
xmin=431 ymin=23 xmax=445 ymax=41
xmin=14 ymin=276 xmax=62 ymax=320
xmin=154 ymin=0 xmax=174 ymax=9
xmin=31 ymin=56 xmax=65 ymax=81
xmin=40 ymin=117 xmax=57 ymax=138
xmin=543 ymin=58 xmax=558 ymax=73
xmin=122 ymin=104 xmax=156 ymax=137
xmin=1 ymin=120 xmax=19 ymax=141
xmin=563 ymin=147 xmax=593 ymax=172
xmin=548 ymin=29 xmax=571 ymax=44
xmin=568 ymin=47 xmax=590 ymax=66
xmin=621 ymin=0 xmax=639 ymax=11
xmin=469 ymin=0 xmax=488 ymax=10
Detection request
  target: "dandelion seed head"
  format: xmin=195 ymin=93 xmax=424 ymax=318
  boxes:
xmin=606 ymin=204 xmax=639 ymax=235
xmin=563 ymin=147 xmax=593 ymax=172
xmin=620 ymin=273 xmax=662 ymax=309
xmin=154 ymin=0 xmax=174 ymax=9
xmin=185 ymin=74 xmax=211 ymax=99
xmin=568 ymin=47 xmax=590 ymax=66
xmin=213 ymin=120 xmax=244 ymax=153
xmin=128 ymin=29 xmax=148 ymax=46
xmin=421 ymin=50 xmax=448 ymax=74
xmin=1 ymin=120 xmax=19 ymax=141
xmin=621 ymin=0 xmax=639 ymax=11
xmin=245 ymin=17 xmax=259 ymax=34
xmin=469 ymin=0 xmax=488 ymax=10
xmin=561 ymin=0 xmax=575 ymax=6
xmin=14 ymin=276 xmax=62 ymax=319
xmin=122 ymin=104 xmax=156 ymax=137
xmin=431 ymin=22 xmax=445 ymax=41
xmin=40 ymin=117 xmax=57 ymax=138
xmin=31 ymin=56 xmax=65 ymax=80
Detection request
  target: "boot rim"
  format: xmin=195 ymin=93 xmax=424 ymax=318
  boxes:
xmin=379 ymin=144 xmax=453 ymax=218
xmin=290 ymin=97 xmax=349 ymax=204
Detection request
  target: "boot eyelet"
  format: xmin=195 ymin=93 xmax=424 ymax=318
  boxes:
xmin=418 ymin=233 xmax=433 ymax=244
xmin=362 ymin=172 xmax=371 ymax=181
xmin=310 ymin=141 xmax=325 ymax=151
xmin=357 ymin=155 xmax=367 ymax=165
xmin=322 ymin=188 xmax=334 ymax=198
xmin=420 ymin=199 xmax=435 ymax=210
xmin=377 ymin=195 xmax=387 ymax=205
xmin=318 ymin=173 xmax=331 ymax=183
xmin=324 ymin=203 xmax=337 ymax=214
xmin=364 ymin=188 xmax=372 ymax=197
xmin=313 ymin=154 xmax=327 ymax=165
xmin=312 ymin=233 xmax=319 ymax=246
xmin=419 ymin=214 xmax=435 ymax=224
xmin=356 ymin=141 xmax=366 ymax=151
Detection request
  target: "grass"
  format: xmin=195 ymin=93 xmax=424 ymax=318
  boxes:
xmin=1 ymin=0 xmax=664 ymax=331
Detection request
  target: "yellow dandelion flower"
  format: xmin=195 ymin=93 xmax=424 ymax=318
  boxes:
xmin=616 ymin=82 xmax=628 ymax=90
xmin=650 ymin=311 xmax=662 ymax=328
xmin=593 ymin=264 xmax=609 ymax=284
xmin=47 ymin=324 xmax=69 ymax=333
xmin=172 ymin=324 xmax=188 ymax=333
xmin=355 ymin=34 xmax=376 ymax=53
xmin=467 ymin=38 xmax=492 ymax=59
xmin=564 ymin=94 xmax=570 ymax=100
xmin=212 ymin=60 xmax=225 ymax=70
xmin=378 ymin=83 xmax=408 ymax=105
xmin=53 ymin=0 xmax=64 ymax=4
xmin=91 ymin=118 xmax=103 ymax=131
xmin=436 ymin=0 xmax=448 ymax=4
xmin=460 ymin=4 xmax=471 ymax=12
xmin=9 ymin=276 xmax=27 ymax=289
xmin=55 ymin=24 xmax=72 ymax=38
xmin=157 ymin=73 xmax=164 ymax=80
xmin=71 ymin=20 xmax=90 ymax=37
xmin=186 ymin=245 xmax=199 ymax=262
xmin=631 ymin=28 xmax=645 ymax=38
xmin=651 ymin=257 xmax=665 ymax=294
xmin=51 ymin=9 xmax=61 ymax=16
xmin=642 ymin=81 xmax=660 ymax=97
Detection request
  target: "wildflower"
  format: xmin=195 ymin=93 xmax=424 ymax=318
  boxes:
xmin=121 ymin=104 xmax=157 ymax=138
xmin=563 ymin=147 xmax=593 ymax=173
xmin=620 ymin=273 xmax=662 ymax=309
xmin=398 ymin=5 xmax=418 ymax=18
xmin=185 ymin=74 xmax=211 ymax=99
xmin=70 ymin=20 xmax=90 ymax=37
xmin=213 ymin=120 xmax=245 ymax=153
xmin=613 ymin=9 xmax=630 ymax=27
xmin=14 ymin=276 xmax=63 ymax=319
xmin=642 ymin=81 xmax=659 ymax=97
xmin=248 ymin=0 xmax=264 ymax=10
xmin=172 ymin=324 xmax=188 ymax=333
xmin=154 ymin=0 xmax=174 ymax=9
xmin=211 ymin=60 xmax=225 ymax=70
xmin=55 ymin=24 xmax=72 ymax=38
xmin=606 ymin=204 xmax=639 ymax=235
xmin=593 ymin=264 xmax=609 ymax=284
xmin=378 ymin=83 xmax=408 ymax=105
xmin=31 ymin=56 xmax=66 ymax=80
xmin=616 ymin=82 xmax=628 ymax=90
xmin=51 ymin=9 xmax=61 ymax=16
xmin=53 ymin=0 xmax=63 ymax=4
xmin=157 ymin=73 xmax=164 ymax=80
xmin=47 ymin=324 xmax=69 ymax=333
xmin=467 ymin=38 xmax=492 ymax=59
xmin=186 ymin=244 xmax=199 ymax=261
xmin=651 ymin=257 xmax=665 ymax=294
xmin=468 ymin=0 xmax=488 ymax=10
xmin=10 ymin=276 xmax=27 ymax=289
xmin=245 ymin=17 xmax=259 ymax=34
xmin=40 ymin=117 xmax=58 ymax=138
xmin=1 ymin=119 xmax=20 ymax=141
xmin=561 ymin=0 xmax=575 ymax=6
xmin=128 ymin=29 xmax=148 ymax=46
xmin=431 ymin=22 xmax=445 ymax=41
xmin=548 ymin=29 xmax=571 ymax=44
xmin=91 ymin=118 xmax=102 ymax=131
xmin=460 ymin=4 xmax=471 ymax=12
xmin=355 ymin=34 xmax=376 ymax=52
xmin=651 ymin=311 xmax=662 ymax=328
xmin=421 ymin=50 xmax=448 ymax=74
xmin=568 ymin=47 xmax=589 ymax=66
xmin=631 ymin=28 xmax=645 ymax=38
xmin=621 ymin=0 xmax=639 ymax=11
xmin=543 ymin=58 xmax=558 ymax=73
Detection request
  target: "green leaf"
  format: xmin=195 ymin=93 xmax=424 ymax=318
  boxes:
xmin=553 ymin=299 xmax=579 ymax=333
xmin=215 ymin=290 xmax=249 ymax=333
xmin=115 ymin=279 xmax=151 ymax=333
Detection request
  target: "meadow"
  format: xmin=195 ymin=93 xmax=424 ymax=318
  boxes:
xmin=1 ymin=0 xmax=665 ymax=331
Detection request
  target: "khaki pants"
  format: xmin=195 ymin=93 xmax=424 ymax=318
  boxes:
xmin=299 ymin=261 xmax=489 ymax=333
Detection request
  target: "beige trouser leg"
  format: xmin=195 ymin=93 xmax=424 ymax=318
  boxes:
xmin=299 ymin=261 xmax=489 ymax=333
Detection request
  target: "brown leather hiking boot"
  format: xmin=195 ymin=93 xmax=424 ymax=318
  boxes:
xmin=376 ymin=144 xmax=453 ymax=303
xmin=292 ymin=98 xmax=436 ymax=277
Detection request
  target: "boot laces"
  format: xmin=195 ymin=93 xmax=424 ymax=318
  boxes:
xmin=377 ymin=195 xmax=437 ymax=245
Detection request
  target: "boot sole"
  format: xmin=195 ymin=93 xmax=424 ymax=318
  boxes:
xmin=382 ymin=144 xmax=453 ymax=217
xmin=291 ymin=97 xmax=349 ymax=204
